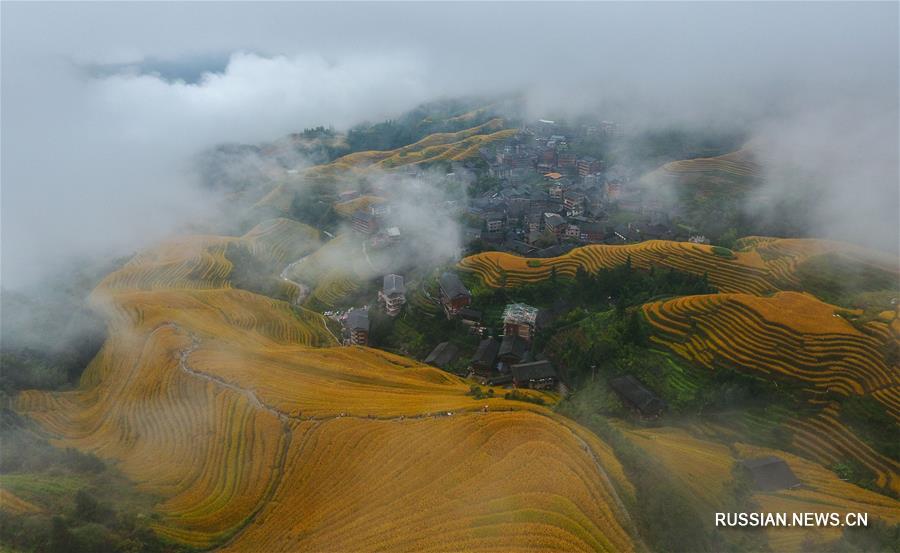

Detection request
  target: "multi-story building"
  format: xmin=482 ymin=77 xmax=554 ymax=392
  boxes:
xmin=557 ymin=152 xmax=577 ymax=170
xmin=378 ymin=274 xmax=406 ymax=317
xmin=344 ymin=308 xmax=370 ymax=346
xmin=577 ymin=157 xmax=603 ymax=177
xmin=563 ymin=192 xmax=586 ymax=217
xmin=502 ymin=303 xmax=540 ymax=342
xmin=352 ymin=210 xmax=377 ymax=234
xmin=438 ymin=272 xmax=471 ymax=317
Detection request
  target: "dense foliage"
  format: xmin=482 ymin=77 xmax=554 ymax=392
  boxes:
xmin=0 ymin=409 xmax=184 ymax=553
xmin=0 ymin=256 xmax=122 ymax=394
xmin=346 ymin=98 xmax=498 ymax=152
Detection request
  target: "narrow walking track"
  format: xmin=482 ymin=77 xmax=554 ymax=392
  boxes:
xmin=152 ymin=322 xmax=636 ymax=550
xmin=279 ymin=255 xmax=312 ymax=306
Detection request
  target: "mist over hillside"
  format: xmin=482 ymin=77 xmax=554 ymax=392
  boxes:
xmin=2 ymin=2 xmax=897 ymax=291
xmin=1 ymin=4 xmax=899 ymax=552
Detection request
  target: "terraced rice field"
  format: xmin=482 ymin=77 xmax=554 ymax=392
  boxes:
xmin=783 ymin=406 xmax=900 ymax=494
xmin=613 ymin=425 xmax=899 ymax=551
xmin=333 ymin=195 xmax=386 ymax=218
xmin=100 ymin=218 xmax=322 ymax=292
xmin=620 ymin=426 xmax=735 ymax=511
xmin=14 ymin=230 xmax=638 ymax=550
xmin=642 ymin=291 xmax=900 ymax=494
xmin=254 ymin=119 xmax=516 ymax=213
xmin=460 ymin=237 xmax=869 ymax=294
xmin=642 ymin=292 xmax=898 ymax=407
xmin=288 ymin=234 xmax=369 ymax=309
xmin=662 ymin=148 xmax=760 ymax=177
xmin=242 ymin=218 xmax=321 ymax=264
xmin=317 ymin=118 xmax=514 ymax=173
xmin=224 ymin=412 xmax=635 ymax=552
xmin=733 ymin=443 xmax=900 ymax=551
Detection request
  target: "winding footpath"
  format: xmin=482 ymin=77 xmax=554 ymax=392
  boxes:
xmin=154 ymin=322 xmax=639 ymax=550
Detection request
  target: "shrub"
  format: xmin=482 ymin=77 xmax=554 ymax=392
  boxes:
xmin=467 ymin=385 xmax=485 ymax=400
xmin=526 ymin=260 xmax=542 ymax=268
xmin=503 ymin=390 xmax=545 ymax=405
xmin=710 ymin=246 xmax=735 ymax=258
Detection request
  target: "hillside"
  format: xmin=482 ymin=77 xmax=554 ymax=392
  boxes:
xmin=462 ymin=238 xmax=899 ymax=502
xmin=643 ymin=291 xmax=900 ymax=493
xmin=617 ymin=426 xmax=900 ymax=551
xmin=12 ymin=225 xmax=638 ymax=551
xmin=459 ymin=236 xmax=894 ymax=296
xmin=660 ymin=147 xmax=760 ymax=178
xmin=255 ymin=118 xmax=515 ymax=213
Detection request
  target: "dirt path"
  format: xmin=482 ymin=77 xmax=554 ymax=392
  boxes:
xmin=154 ymin=322 xmax=636 ymax=550
xmin=279 ymin=255 xmax=312 ymax=306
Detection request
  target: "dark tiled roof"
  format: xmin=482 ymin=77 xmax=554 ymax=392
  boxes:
xmin=740 ymin=457 xmax=801 ymax=491
xmin=458 ymin=308 xmax=482 ymax=321
xmin=511 ymin=360 xmax=556 ymax=382
xmin=534 ymin=244 xmax=575 ymax=257
xmin=424 ymin=342 xmax=460 ymax=369
xmin=484 ymin=374 xmax=514 ymax=386
xmin=609 ymin=375 xmax=665 ymax=416
xmin=498 ymin=335 xmax=528 ymax=361
xmin=346 ymin=308 xmax=369 ymax=331
xmin=579 ymin=221 xmax=606 ymax=233
xmin=439 ymin=272 xmax=470 ymax=299
xmin=471 ymin=338 xmax=499 ymax=367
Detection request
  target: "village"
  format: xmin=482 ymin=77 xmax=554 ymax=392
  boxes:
xmin=462 ymin=118 xmax=710 ymax=259
xmin=337 ymin=270 xmax=566 ymax=397
xmin=325 ymin=117 xmax=715 ymax=416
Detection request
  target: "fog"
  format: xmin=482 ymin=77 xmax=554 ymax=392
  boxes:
xmin=2 ymin=2 xmax=898 ymax=290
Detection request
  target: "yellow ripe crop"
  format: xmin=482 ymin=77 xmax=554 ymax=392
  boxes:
xmin=662 ymin=148 xmax=760 ymax=177
xmin=223 ymin=413 xmax=635 ymax=553
xmin=642 ymin=291 xmax=900 ymax=495
xmin=619 ymin=426 xmax=735 ymax=511
xmin=733 ymin=442 xmax=899 ymax=551
xmin=643 ymin=292 xmax=897 ymax=409
xmin=461 ymin=237 xmax=894 ymax=295
xmin=14 ymin=225 xmax=637 ymax=551
xmin=241 ymin=218 xmax=321 ymax=265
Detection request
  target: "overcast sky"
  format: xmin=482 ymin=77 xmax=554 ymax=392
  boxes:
xmin=2 ymin=2 xmax=898 ymax=288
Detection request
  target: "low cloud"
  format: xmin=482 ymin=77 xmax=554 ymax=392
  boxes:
xmin=750 ymin=101 xmax=900 ymax=255
xmin=2 ymin=49 xmax=431 ymax=289
xmin=2 ymin=2 xmax=897 ymax=289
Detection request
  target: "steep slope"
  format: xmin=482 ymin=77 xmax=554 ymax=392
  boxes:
xmin=15 ymin=229 xmax=638 ymax=551
xmin=643 ymin=292 xmax=897 ymax=401
xmin=256 ymin=119 xmax=515 ymax=212
xmin=614 ymin=426 xmax=899 ymax=552
xmin=459 ymin=237 xmax=889 ymax=295
xmin=463 ymin=237 xmax=898 ymax=501
xmin=661 ymin=148 xmax=760 ymax=177
xmin=642 ymin=291 xmax=900 ymax=493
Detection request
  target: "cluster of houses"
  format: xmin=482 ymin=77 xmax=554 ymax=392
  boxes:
xmin=349 ymin=198 xmax=403 ymax=249
xmin=468 ymin=303 xmax=557 ymax=390
xmin=465 ymin=121 xmax=686 ymax=257
xmin=340 ymin=273 xmax=407 ymax=346
xmin=486 ymin=120 xmax=619 ymax=185
xmin=416 ymin=272 xmax=559 ymax=391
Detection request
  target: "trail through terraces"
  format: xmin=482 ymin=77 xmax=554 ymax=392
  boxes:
xmin=280 ymin=255 xmax=312 ymax=306
xmin=162 ymin=321 xmax=638 ymax=549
